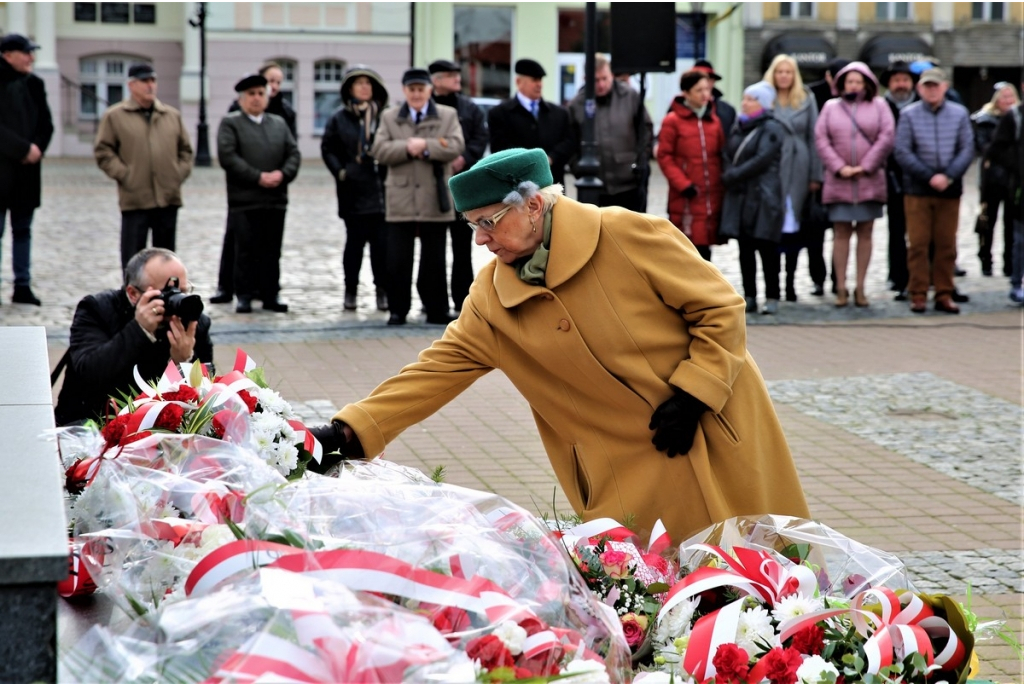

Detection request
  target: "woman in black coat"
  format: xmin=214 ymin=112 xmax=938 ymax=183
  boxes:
xmin=321 ymin=65 xmax=389 ymax=312
xmin=720 ymin=81 xmax=786 ymax=315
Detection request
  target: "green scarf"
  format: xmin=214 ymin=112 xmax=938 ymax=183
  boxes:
xmin=684 ymin=101 xmax=708 ymax=119
xmin=515 ymin=210 xmax=554 ymax=285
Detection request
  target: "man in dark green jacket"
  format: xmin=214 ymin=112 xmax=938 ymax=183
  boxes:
xmin=217 ymin=73 xmax=301 ymax=313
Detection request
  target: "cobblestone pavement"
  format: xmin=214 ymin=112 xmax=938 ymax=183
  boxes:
xmin=17 ymin=159 xmax=1023 ymax=680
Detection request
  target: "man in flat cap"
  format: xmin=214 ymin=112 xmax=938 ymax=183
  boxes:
xmin=0 ymin=33 xmax=53 ymax=306
xmin=216 ymin=73 xmax=301 ymax=313
xmin=429 ymin=58 xmax=488 ymax=313
xmin=567 ymin=53 xmax=652 ymax=211
xmin=371 ymin=67 xmax=465 ymax=326
xmin=95 ymin=63 xmax=193 ymax=272
xmin=488 ymin=58 xmax=573 ymax=186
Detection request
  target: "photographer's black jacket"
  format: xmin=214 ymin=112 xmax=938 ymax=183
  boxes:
xmin=54 ymin=289 xmax=213 ymax=426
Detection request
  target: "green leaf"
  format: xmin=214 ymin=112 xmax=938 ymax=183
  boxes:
xmin=647 ymin=582 xmax=670 ymax=594
xmin=225 ymin=517 xmax=247 ymax=540
xmin=245 ymin=367 xmax=270 ymax=389
xmin=430 ymin=464 xmax=447 ymax=483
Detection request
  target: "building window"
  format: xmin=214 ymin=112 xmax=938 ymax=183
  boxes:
xmin=74 ymin=3 xmax=156 ymax=24
xmin=875 ymin=2 xmax=911 ymax=20
xmin=313 ymin=59 xmax=345 ymax=133
xmin=971 ymin=2 xmax=1006 ymax=21
xmin=270 ymin=58 xmax=297 ymax=109
xmin=78 ymin=56 xmax=130 ymax=119
xmin=779 ymin=2 xmax=815 ymax=19
xmin=454 ymin=6 xmax=514 ymax=99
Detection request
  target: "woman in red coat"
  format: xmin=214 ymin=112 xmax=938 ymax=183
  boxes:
xmin=657 ymin=70 xmax=726 ymax=261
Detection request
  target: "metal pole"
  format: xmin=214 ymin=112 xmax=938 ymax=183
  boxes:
xmin=192 ymin=2 xmax=211 ymax=167
xmin=574 ymin=1 xmax=603 ymax=205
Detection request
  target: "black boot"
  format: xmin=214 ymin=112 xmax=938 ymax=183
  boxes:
xmin=12 ymin=285 xmax=41 ymax=306
xmin=785 ymin=272 xmax=797 ymax=302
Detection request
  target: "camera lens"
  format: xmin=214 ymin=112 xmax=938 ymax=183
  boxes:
xmin=166 ymin=292 xmax=204 ymax=324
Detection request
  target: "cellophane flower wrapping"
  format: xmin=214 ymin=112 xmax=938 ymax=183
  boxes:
xmin=57 ymin=426 xmax=631 ymax=683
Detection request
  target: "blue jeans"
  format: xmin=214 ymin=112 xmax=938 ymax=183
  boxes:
xmin=0 ymin=207 xmax=34 ymax=287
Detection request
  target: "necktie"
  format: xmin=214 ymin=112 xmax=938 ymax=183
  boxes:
xmin=530 ymin=101 xmax=539 ymax=119
xmin=415 ymin=111 xmax=422 ymax=124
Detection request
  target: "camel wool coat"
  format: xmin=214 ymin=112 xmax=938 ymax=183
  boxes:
xmin=335 ymin=198 xmax=810 ymax=542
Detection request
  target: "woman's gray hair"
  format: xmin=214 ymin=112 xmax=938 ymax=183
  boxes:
xmin=501 ymin=182 xmax=564 ymax=214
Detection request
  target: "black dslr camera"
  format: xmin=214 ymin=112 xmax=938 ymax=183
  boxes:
xmin=159 ymin=277 xmax=204 ymax=324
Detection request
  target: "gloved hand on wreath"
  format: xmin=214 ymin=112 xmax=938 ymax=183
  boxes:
xmin=307 ymin=420 xmax=365 ymax=473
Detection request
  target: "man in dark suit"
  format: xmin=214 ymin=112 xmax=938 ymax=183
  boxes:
xmin=216 ymin=73 xmax=301 ymax=313
xmin=488 ymin=58 xmax=573 ymax=186
xmin=429 ymin=58 xmax=488 ymax=313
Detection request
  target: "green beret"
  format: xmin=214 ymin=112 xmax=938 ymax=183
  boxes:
xmin=448 ymin=147 xmax=553 ymax=213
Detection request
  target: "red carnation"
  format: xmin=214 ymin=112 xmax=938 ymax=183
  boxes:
xmin=759 ymin=647 xmax=803 ymax=684
xmin=466 ymin=634 xmax=515 ymax=671
xmin=712 ymin=643 xmax=750 ymax=684
xmin=641 ymin=552 xmax=670 ymax=576
xmin=429 ymin=605 xmax=472 ymax=635
xmin=155 ymin=404 xmax=185 ymax=432
xmin=101 ymin=414 xmax=131 ymax=449
xmin=790 ymin=624 xmax=825 ymax=655
xmin=237 ymin=389 xmax=258 ymax=414
xmin=211 ymin=414 xmax=226 ymax=439
xmin=161 ymin=386 xmax=199 ymax=404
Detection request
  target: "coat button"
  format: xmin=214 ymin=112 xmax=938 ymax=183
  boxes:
xmin=558 ymin=319 xmax=570 ymax=331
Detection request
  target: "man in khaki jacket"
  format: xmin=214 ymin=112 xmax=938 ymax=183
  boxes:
xmin=95 ymin=63 xmax=193 ymax=270
xmin=371 ymin=67 xmax=464 ymax=326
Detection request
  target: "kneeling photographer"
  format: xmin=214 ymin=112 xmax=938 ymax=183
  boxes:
xmin=54 ymin=248 xmax=213 ymax=426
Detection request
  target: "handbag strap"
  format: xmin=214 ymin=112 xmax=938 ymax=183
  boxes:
xmin=841 ymin=101 xmax=878 ymax=147
xmin=732 ymin=126 xmax=761 ymax=165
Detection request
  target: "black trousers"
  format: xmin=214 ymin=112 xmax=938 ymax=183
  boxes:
xmin=887 ymin=191 xmax=909 ymax=292
xmin=448 ymin=216 xmax=474 ymax=311
xmin=215 ymin=214 xmax=238 ymax=297
xmin=386 ymin=221 xmax=449 ymax=318
xmin=120 ymin=206 xmax=178 ymax=269
xmin=978 ymin=183 xmax=1014 ymax=274
xmin=597 ymin=186 xmax=646 ymax=213
xmin=739 ymin=236 xmax=781 ymax=300
xmin=343 ymin=213 xmax=387 ymax=292
xmin=232 ymin=207 xmax=286 ymax=301
xmin=781 ymin=231 xmax=826 ymax=289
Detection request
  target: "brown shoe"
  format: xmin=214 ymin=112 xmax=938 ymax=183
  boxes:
xmin=835 ymin=288 xmax=849 ymax=307
xmin=854 ymin=288 xmax=869 ymax=307
xmin=910 ymin=296 xmax=926 ymax=313
xmin=934 ymin=297 xmax=960 ymax=314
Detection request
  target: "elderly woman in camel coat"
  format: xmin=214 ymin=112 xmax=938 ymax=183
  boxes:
xmin=310 ymin=148 xmax=809 ymax=543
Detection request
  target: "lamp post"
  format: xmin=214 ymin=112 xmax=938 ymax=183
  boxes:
xmin=189 ymin=2 xmax=211 ymax=167
xmin=574 ymin=2 xmax=603 ymax=205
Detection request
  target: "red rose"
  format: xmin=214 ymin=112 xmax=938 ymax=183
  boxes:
xmin=641 ymin=552 xmax=670 ymax=576
xmin=211 ymin=414 xmax=226 ymax=439
xmin=759 ymin=647 xmax=803 ymax=684
xmin=620 ymin=613 xmax=649 ymax=649
xmin=790 ymin=624 xmax=825 ymax=656
xmin=429 ymin=605 xmax=472 ymax=635
xmin=466 ymin=634 xmax=515 ymax=671
xmin=156 ymin=404 xmax=185 ymax=431
xmin=237 ymin=389 xmax=258 ymax=414
xmin=101 ymin=414 xmax=131 ymax=449
xmin=162 ymin=386 xmax=199 ymax=404
xmin=712 ymin=643 xmax=750 ymax=684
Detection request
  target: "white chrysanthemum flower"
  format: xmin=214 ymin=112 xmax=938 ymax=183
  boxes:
xmin=654 ymin=597 xmax=698 ymax=644
xmin=797 ymin=655 xmax=840 ymax=683
xmin=736 ymin=605 xmax=776 ymax=658
xmin=255 ymin=387 xmax=295 ymax=418
xmin=493 ymin=620 xmax=528 ymax=655
xmin=772 ymin=593 xmax=824 ymax=624
xmin=561 ymin=659 xmax=611 ymax=684
xmin=197 ymin=524 xmax=236 ymax=556
xmin=632 ymin=671 xmax=675 ymax=684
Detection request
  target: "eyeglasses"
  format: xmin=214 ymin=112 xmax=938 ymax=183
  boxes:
xmin=465 ymin=205 xmax=513 ymax=232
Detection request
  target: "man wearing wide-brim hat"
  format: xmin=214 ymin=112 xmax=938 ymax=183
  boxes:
xmin=216 ymin=72 xmax=301 ymax=314
xmin=487 ymin=58 xmax=573 ymax=186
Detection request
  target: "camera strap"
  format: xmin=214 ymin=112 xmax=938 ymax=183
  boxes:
xmin=51 ymin=350 xmax=70 ymax=387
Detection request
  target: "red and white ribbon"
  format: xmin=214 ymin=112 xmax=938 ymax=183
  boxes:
xmin=185 ymin=539 xmax=304 ymax=597
xmin=286 ymin=419 xmax=323 ymax=465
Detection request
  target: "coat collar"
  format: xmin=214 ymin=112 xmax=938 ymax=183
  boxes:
xmin=122 ymin=97 xmax=169 ymax=113
xmin=397 ymin=99 xmax=438 ymax=121
xmin=492 ymin=197 xmax=601 ymax=307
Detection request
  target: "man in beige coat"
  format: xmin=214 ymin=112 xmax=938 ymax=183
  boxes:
xmin=94 ymin=63 xmax=193 ymax=270
xmin=310 ymin=148 xmax=810 ymax=543
xmin=371 ymin=67 xmax=464 ymax=326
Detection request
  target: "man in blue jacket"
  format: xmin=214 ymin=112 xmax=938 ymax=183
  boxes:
xmin=894 ymin=68 xmax=974 ymax=314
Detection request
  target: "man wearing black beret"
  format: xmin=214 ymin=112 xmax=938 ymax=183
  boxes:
xmin=488 ymin=58 xmax=573 ymax=186
xmin=428 ymin=58 xmax=489 ymax=313
xmin=216 ymin=73 xmax=301 ymax=314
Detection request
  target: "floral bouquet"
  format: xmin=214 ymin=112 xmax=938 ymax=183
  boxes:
xmin=635 ymin=515 xmax=977 ymax=684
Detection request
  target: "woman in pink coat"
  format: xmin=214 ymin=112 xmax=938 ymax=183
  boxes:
xmin=814 ymin=61 xmax=895 ymax=307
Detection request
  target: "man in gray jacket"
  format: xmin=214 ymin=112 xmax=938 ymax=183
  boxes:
xmin=217 ymin=73 xmax=300 ymax=313
xmin=893 ymin=67 xmax=974 ymax=315
xmin=567 ymin=54 xmax=652 ymax=211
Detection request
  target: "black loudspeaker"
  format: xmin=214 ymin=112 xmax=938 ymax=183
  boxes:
xmin=610 ymin=3 xmax=677 ymax=73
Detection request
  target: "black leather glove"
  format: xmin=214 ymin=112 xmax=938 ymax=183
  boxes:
xmin=648 ymin=390 xmax=708 ymax=458
xmin=681 ymin=184 xmax=698 ymax=199
xmin=307 ymin=420 xmax=364 ymax=474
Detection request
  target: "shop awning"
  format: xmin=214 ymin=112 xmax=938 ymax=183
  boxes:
xmin=858 ymin=35 xmax=933 ymax=69
xmin=761 ymin=34 xmax=836 ymax=72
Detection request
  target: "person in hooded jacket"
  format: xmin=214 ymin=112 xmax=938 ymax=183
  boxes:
xmin=764 ymin=54 xmax=824 ymax=302
xmin=970 ymin=82 xmax=1020 ymax=277
xmin=720 ymin=81 xmax=786 ymax=316
xmin=322 ymin=65 xmax=389 ymax=312
xmin=211 ymin=62 xmax=297 ymax=305
xmin=814 ymin=61 xmax=895 ymax=308
xmin=657 ymin=70 xmax=725 ymax=261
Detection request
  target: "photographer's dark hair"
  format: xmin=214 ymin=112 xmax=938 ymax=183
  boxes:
xmin=124 ymin=247 xmax=179 ymax=288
